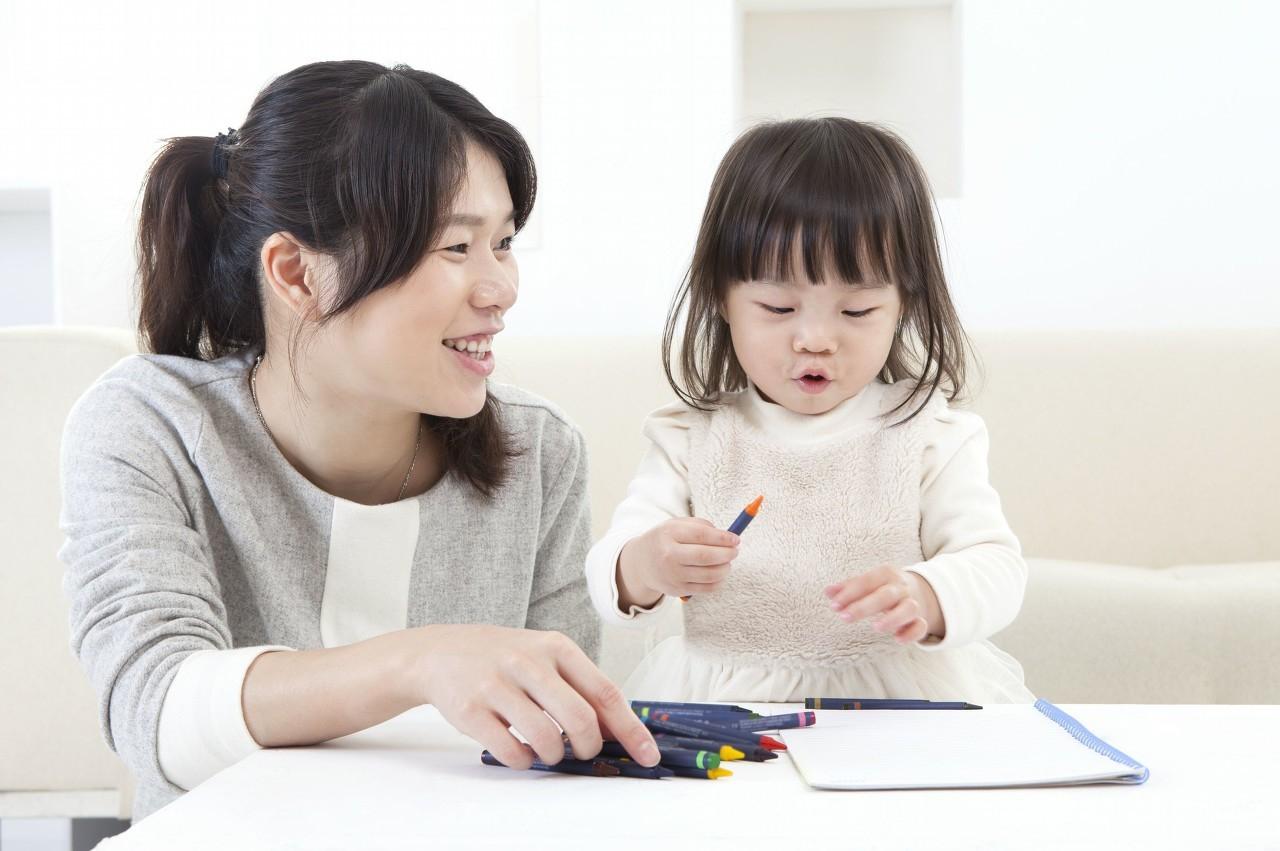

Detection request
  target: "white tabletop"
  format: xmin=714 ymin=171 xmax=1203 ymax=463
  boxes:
xmin=104 ymin=703 xmax=1279 ymax=850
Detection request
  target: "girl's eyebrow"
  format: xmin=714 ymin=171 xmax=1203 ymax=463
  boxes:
xmin=446 ymin=210 xmax=516 ymax=227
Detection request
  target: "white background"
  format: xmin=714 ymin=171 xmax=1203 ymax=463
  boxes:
xmin=1 ymin=0 xmax=1277 ymax=335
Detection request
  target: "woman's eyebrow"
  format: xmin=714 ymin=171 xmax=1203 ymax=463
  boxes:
xmin=446 ymin=210 xmax=517 ymax=227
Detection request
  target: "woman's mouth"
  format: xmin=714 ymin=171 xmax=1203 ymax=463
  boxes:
xmin=442 ymin=335 xmax=494 ymax=377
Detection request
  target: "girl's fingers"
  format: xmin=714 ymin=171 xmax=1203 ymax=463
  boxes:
xmin=838 ymin=582 xmax=908 ymax=623
xmin=825 ymin=577 xmax=871 ymax=608
xmin=673 ymin=543 xmax=738 ymax=566
xmin=872 ymin=596 xmax=920 ymax=635
xmin=677 ymin=520 xmax=741 ymax=547
xmin=894 ymin=617 xmax=929 ymax=644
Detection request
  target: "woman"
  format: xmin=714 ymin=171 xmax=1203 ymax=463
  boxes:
xmin=58 ymin=60 xmax=659 ymax=821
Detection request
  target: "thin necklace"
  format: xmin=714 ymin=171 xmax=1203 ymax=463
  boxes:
xmin=250 ymin=355 xmax=422 ymax=503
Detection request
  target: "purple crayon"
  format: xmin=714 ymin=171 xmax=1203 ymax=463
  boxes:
xmin=729 ymin=711 xmax=817 ymax=732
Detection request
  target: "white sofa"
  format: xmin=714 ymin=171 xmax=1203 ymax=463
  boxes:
xmin=3 ymin=325 xmax=1277 ymax=818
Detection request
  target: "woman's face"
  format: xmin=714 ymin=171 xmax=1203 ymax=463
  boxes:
xmin=314 ymin=143 xmax=519 ymax=419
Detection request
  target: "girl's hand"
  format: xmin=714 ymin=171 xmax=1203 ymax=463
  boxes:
xmin=616 ymin=518 xmax=740 ymax=607
xmin=408 ymin=624 xmax=662 ymax=770
xmin=823 ymin=565 xmax=943 ymax=644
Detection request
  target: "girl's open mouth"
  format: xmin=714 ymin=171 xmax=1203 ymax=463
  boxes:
xmin=795 ymin=374 xmax=831 ymax=394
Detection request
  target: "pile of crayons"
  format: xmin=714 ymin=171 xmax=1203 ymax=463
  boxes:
xmin=479 ymin=700 xmax=817 ymax=781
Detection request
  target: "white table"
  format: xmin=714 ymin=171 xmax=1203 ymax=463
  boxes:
xmin=103 ymin=704 xmax=1279 ymax=850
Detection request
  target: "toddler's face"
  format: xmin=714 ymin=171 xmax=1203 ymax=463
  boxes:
xmin=722 ymin=276 xmax=901 ymax=415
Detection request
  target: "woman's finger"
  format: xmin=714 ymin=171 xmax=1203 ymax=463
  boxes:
xmin=492 ymin=686 xmax=568 ymax=765
xmin=549 ymin=637 xmax=661 ymax=767
xmin=510 ymin=660 xmax=603 ymax=761
xmin=456 ymin=709 xmax=536 ymax=769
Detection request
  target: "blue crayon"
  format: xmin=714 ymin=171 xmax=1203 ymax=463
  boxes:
xmin=595 ymin=757 xmax=674 ymax=779
xmin=630 ymin=700 xmax=754 ymax=714
xmin=481 ymin=751 xmax=620 ymax=777
xmin=640 ymin=711 xmax=766 ymax=749
xmin=599 ymin=741 xmax=721 ymax=770
xmin=728 ymin=711 xmax=817 ymax=732
xmin=652 ymin=734 xmax=777 ymax=762
xmin=634 ymin=705 xmax=760 ymax=723
xmin=727 ymin=495 xmax=764 ymax=535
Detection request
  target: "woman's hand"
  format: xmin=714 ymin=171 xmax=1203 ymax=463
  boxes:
xmin=823 ymin=565 xmax=944 ymax=644
xmin=616 ymin=518 xmax=740 ymax=608
xmin=409 ymin=624 xmax=661 ymax=769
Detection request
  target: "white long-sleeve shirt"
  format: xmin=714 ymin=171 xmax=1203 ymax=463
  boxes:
xmin=585 ymin=380 xmax=1027 ymax=652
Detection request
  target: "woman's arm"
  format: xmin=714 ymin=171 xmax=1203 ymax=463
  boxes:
xmin=242 ymin=624 xmax=661 ymax=769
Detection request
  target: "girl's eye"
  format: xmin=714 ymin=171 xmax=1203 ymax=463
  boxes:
xmin=843 ymin=308 xmax=876 ymax=318
xmin=497 ymin=235 xmax=515 ymax=251
xmin=445 ymin=243 xmax=468 ymax=255
xmin=760 ymin=304 xmax=794 ymax=315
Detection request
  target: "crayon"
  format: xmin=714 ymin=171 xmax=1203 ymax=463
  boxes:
xmin=650 ymin=734 xmax=757 ymax=762
xmin=634 ymin=705 xmax=759 ymax=723
xmin=682 ymin=494 xmax=763 ymax=601
xmin=481 ymin=751 xmax=620 ymax=777
xmin=805 ymin=697 xmax=982 ymax=710
xmin=599 ymin=741 xmax=720 ymax=770
xmin=667 ymin=766 xmax=733 ymax=780
xmin=630 ymin=700 xmax=754 ymax=715
xmin=728 ymin=711 xmax=817 ymax=732
xmin=594 ymin=757 xmax=675 ymax=779
xmin=643 ymin=711 xmax=788 ymax=751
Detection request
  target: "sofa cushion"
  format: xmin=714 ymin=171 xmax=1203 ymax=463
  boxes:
xmin=991 ymin=559 xmax=1280 ymax=704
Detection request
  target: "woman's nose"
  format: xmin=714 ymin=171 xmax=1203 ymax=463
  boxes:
xmin=473 ymin=264 xmax=518 ymax=313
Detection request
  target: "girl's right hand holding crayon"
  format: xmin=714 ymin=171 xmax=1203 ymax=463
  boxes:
xmin=616 ymin=518 xmax=740 ymax=609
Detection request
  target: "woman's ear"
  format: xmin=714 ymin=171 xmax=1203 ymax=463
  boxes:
xmin=260 ymin=232 xmax=326 ymax=317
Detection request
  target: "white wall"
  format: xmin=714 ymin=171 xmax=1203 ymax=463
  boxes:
xmin=0 ymin=0 xmax=1277 ymax=335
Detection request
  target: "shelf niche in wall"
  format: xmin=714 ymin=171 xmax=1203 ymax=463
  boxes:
xmin=0 ymin=188 xmax=54 ymax=325
xmin=740 ymin=0 xmax=961 ymax=199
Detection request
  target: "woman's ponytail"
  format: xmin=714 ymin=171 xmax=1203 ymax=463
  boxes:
xmin=136 ymin=131 xmax=259 ymax=358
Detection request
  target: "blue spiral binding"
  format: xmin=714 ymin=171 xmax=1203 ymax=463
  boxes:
xmin=1034 ymin=699 xmax=1150 ymax=784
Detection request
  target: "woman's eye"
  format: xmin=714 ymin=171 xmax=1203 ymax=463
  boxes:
xmin=843 ymin=308 xmax=875 ymax=318
xmin=445 ymin=243 xmax=468 ymax=255
xmin=496 ymin=235 xmax=515 ymax=251
xmin=760 ymin=304 xmax=793 ymax=315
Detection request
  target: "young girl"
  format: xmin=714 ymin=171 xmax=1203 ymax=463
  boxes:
xmin=586 ymin=117 xmax=1034 ymax=704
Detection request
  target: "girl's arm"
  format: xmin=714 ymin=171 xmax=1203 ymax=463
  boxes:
xmin=584 ymin=403 xmax=695 ymax=624
xmin=905 ymin=408 xmax=1028 ymax=649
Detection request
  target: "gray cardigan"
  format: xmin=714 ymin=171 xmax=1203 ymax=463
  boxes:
xmin=57 ymin=346 xmax=598 ymax=820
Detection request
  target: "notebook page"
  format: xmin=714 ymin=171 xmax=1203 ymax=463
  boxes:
xmin=782 ymin=705 xmax=1136 ymax=789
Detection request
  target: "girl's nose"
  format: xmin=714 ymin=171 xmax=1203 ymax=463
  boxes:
xmin=794 ymin=324 xmax=838 ymax=354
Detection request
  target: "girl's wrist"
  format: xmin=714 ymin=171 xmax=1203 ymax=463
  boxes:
xmin=616 ymin=541 xmax=663 ymax=612
xmin=904 ymin=572 xmax=944 ymax=639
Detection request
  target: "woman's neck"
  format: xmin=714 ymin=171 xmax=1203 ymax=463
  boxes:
xmin=251 ymin=352 xmax=443 ymax=505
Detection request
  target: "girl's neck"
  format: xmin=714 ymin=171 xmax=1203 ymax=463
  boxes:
xmin=251 ymin=352 xmax=444 ymax=505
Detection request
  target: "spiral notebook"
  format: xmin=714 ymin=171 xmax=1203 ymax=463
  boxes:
xmin=781 ymin=699 xmax=1149 ymax=790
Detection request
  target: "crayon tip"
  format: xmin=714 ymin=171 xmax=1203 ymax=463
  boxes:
xmin=722 ymin=745 xmax=746 ymax=761
xmin=745 ymin=495 xmax=763 ymax=516
xmin=759 ymin=735 xmax=786 ymax=751
xmin=709 ymin=768 xmax=733 ymax=779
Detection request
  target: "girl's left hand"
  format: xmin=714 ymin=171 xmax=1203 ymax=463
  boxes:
xmin=823 ymin=565 xmax=941 ymax=644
